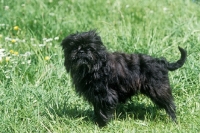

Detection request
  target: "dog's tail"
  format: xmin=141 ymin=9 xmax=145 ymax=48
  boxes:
xmin=167 ymin=46 xmax=187 ymax=71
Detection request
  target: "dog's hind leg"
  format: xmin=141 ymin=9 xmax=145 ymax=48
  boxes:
xmin=141 ymin=85 xmax=177 ymax=122
xmin=153 ymin=94 xmax=177 ymax=122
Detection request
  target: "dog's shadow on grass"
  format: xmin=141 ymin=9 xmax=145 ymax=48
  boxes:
xmin=116 ymin=102 xmax=159 ymax=121
xmin=45 ymin=101 xmax=94 ymax=122
xmin=45 ymin=99 xmax=159 ymax=123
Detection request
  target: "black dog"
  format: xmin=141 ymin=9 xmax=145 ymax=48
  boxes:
xmin=61 ymin=30 xmax=187 ymax=127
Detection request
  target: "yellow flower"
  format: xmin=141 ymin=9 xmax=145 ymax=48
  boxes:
xmin=9 ymin=50 xmax=14 ymax=54
xmin=5 ymin=57 xmax=10 ymax=62
xmin=11 ymin=39 xmax=16 ymax=43
xmin=44 ymin=56 xmax=50 ymax=61
xmin=14 ymin=51 xmax=19 ymax=55
xmin=14 ymin=26 xmax=19 ymax=31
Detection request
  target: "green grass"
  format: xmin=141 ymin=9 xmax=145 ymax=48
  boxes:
xmin=0 ymin=0 xmax=200 ymax=132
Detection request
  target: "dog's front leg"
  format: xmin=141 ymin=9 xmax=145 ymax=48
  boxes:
xmin=93 ymin=104 xmax=114 ymax=127
xmin=93 ymin=90 xmax=118 ymax=127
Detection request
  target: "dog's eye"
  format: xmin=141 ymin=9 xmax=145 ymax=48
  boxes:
xmin=78 ymin=46 xmax=82 ymax=51
xmin=87 ymin=46 xmax=94 ymax=51
xmin=70 ymin=42 xmax=74 ymax=45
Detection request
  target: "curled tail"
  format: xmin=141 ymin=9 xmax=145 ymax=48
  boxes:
xmin=167 ymin=46 xmax=187 ymax=71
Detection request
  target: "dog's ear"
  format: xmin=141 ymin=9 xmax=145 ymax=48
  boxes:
xmin=61 ymin=34 xmax=75 ymax=50
xmin=89 ymin=29 xmax=98 ymax=35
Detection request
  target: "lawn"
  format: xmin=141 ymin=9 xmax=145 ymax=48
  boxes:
xmin=0 ymin=0 xmax=200 ymax=132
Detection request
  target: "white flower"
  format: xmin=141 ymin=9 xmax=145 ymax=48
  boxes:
xmin=0 ymin=48 xmax=5 ymax=52
xmin=0 ymin=24 xmax=6 ymax=27
xmin=5 ymin=75 xmax=10 ymax=79
xmin=43 ymin=38 xmax=47 ymax=41
xmin=39 ymin=44 xmax=46 ymax=47
xmin=30 ymin=38 xmax=35 ymax=41
xmin=4 ymin=6 xmax=9 ymax=10
xmin=27 ymin=60 xmax=31 ymax=64
xmin=54 ymin=36 xmax=59 ymax=40
xmin=0 ymin=49 xmax=4 ymax=62
xmin=20 ymin=39 xmax=26 ymax=43
xmin=5 ymin=37 xmax=11 ymax=41
xmin=163 ymin=7 xmax=168 ymax=12
xmin=45 ymin=38 xmax=53 ymax=42
xmin=126 ymin=5 xmax=129 ymax=8
xmin=22 ymin=52 xmax=31 ymax=57
xmin=0 ymin=48 xmax=6 ymax=58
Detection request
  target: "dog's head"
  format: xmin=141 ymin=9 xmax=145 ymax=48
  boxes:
xmin=61 ymin=30 xmax=107 ymax=72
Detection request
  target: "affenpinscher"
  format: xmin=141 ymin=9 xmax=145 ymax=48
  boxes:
xmin=61 ymin=30 xmax=187 ymax=127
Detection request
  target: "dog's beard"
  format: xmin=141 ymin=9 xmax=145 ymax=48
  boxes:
xmin=74 ymin=59 xmax=91 ymax=73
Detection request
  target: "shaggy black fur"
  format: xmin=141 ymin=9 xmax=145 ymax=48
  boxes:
xmin=61 ymin=30 xmax=187 ymax=127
